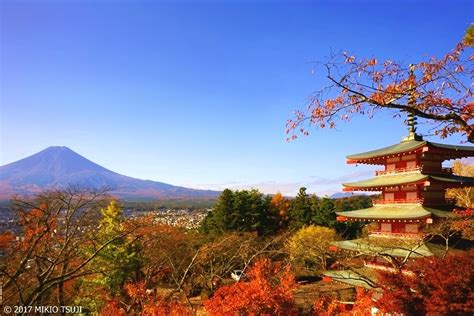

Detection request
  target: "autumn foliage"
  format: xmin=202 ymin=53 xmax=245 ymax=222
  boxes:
xmin=0 ymin=190 xmax=120 ymax=308
xmin=447 ymin=161 xmax=474 ymax=209
xmin=101 ymin=282 xmax=191 ymax=316
xmin=287 ymin=225 xmax=336 ymax=270
xmin=203 ymin=258 xmax=298 ymax=315
xmin=375 ymin=250 xmax=474 ymax=315
xmin=312 ymin=288 xmax=373 ymax=316
xmin=287 ymin=40 xmax=474 ymax=142
xmin=312 ymin=295 xmax=345 ymax=315
xmin=2 ymin=188 xmax=473 ymax=314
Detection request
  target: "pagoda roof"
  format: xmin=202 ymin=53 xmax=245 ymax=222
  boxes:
xmin=331 ymin=237 xmax=436 ymax=258
xmin=343 ymin=172 xmax=474 ymax=190
xmin=335 ymin=204 xmax=453 ymax=221
xmin=347 ymin=139 xmax=474 ymax=164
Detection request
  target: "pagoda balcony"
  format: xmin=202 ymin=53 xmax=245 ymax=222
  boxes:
xmin=372 ymin=198 xmax=423 ymax=205
xmin=375 ymin=166 xmax=421 ymax=176
xmin=369 ymin=231 xmax=422 ymax=238
xmin=375 ymin=166 xmax=453 ymax=176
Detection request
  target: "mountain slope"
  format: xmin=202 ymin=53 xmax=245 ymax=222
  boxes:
xmin=0 ymin=146 xmax=219 ymax=200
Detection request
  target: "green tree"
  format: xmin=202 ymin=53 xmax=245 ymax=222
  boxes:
xmin=233 ymin=189 xmax=272 ymax=235
xmin=310 ymin=196 xmax=336 ymax=227
xmin=200 ymin=189 xmax=275 ymax=236
xmin=288 ymin=187 xmax=312 ymax=231
xmin=77 ymin=201 xmax=143 ymax=311
xmin=95 ymin=201 xmax=143 ymax=295
xmin=200 ymin=189 xmax=234 ymax=234
xmin=287 ymin=225 xmax=336 ymax=271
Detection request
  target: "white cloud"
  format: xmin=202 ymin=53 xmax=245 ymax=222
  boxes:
xmin=191 ymin=169 xmax=374 ymax=197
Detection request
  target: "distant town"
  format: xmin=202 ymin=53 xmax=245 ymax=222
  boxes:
xmin=0 ymin=205 xmax=210 ymax=234
xmin=125 ymin=208 xmax=209 ymax=229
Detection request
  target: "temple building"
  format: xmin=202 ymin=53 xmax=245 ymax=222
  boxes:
xmin=324 ymin=113 xmax=474 ymax=289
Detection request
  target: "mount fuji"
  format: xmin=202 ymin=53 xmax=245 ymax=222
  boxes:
xmin=0 ymin=146 xmax=219 ymax=201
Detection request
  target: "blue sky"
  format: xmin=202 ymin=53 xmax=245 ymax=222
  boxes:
xmin=1 ymin=0 xmax=472 ymax=196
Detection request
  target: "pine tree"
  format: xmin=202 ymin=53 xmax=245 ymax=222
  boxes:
xmin=310 ymin=196 xmax=336 ymax=227
xmin=200 ymin=189 xmax=235 ymax=234
xmin=200 ymin=189 xmax=274 ymax=236
xmin=289 ymin=187 xmax=312 ymax=231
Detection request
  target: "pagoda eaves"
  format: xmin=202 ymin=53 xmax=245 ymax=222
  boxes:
xmin=335 ymin=204 xmax=453 ymax=222
xmin=347 ymin=139 xmax=474 ymax=165
xmin=343 ymin=172 xmax=474 ymax=192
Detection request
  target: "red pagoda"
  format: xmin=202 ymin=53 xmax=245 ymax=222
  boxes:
xmin=324 ymin=113 xmax=474 ymax=288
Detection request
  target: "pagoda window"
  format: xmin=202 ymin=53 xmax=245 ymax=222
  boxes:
xmin=405 ymin=224 xmax=418 ymax=233
xmin=386 ymin=163 xmax=396 ymax=171
xmin=380 ymin=223 xmax=392 ymax=232
xmin=406 ymin=191 xmax=418 ymax=201
xmin=406 ymin=160 xmax=417 ymax=169
xmin=395 ymin=161 xmax=406 ymax=168
xmin=394 ymin=191 xmax=405 ymax=199
xmin=385 ymin=192 xmax=395 ymax=201
xmin=392 ymin=223 xmax=405 ymax=233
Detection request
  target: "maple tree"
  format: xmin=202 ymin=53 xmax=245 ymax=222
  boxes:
xmin=0 ymin=189 xmax=139 ymax=307
xmin=375 ymin=250 xmax=474 ymax=315
xmin=287 ymin=40 xmax=474 ymax=142
xmin=311 ymin=295 xmax=345 ymax=316
xmin=423 ymin=160 xmax=474 ymax=254
xmin=192 ymin=232 xmax=284 ymax=293
xmin=203 ymin=258 xmax=298 ymax=315
xmin=100 ymin=281 xmax=191 ymax=315
xmin=269 ymin=192 xmax=291 ymax=231
xmin=126 ymin=215 xmax=288 ymax=305
xmin=312 ymin=288 xmax=374 ymax=315
xmin=128 ymin=215 xmax=201 ymax=302
xmin=424 ymin=210 xmax=474 ymax=258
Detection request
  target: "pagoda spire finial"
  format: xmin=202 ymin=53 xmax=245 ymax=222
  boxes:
xmin=402 ymin=64 xmax=423 ymax=142
xmin=407 ymin=111 xmax=417 ymax=133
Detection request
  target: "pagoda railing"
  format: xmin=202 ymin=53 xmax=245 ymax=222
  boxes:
xmin=376 ymin=166 xmax=454 ymax=176
xmin=369 ymin=231 xmax=422 ymax=238
xmin=375 ymin=166 xmax=421 ymax=176
xmin=373 ymin=198 xmax=423 ymax=205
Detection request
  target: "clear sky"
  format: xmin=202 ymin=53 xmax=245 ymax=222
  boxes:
xmin=1 ymin=0 xmax=472 ymax=196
